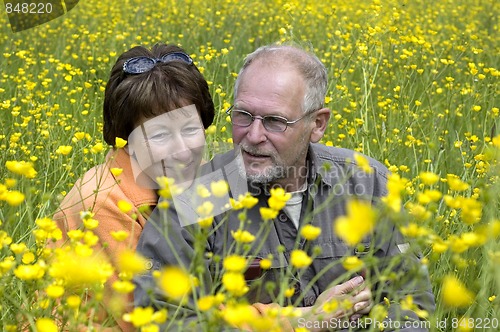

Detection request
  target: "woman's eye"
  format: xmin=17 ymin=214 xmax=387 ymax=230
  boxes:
xmin=147 ymin=132 xmax=170 ymax=141
xmin=182 ymin=127 xmax=202 ymax=135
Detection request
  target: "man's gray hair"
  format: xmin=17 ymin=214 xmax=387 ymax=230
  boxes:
xmin=234 ymin=44 xmax=328 ymax=114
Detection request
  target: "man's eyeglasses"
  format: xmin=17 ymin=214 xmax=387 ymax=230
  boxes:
xmin=226 ymin=106 xmax=315 ymax=132
xmin=123 ymin=52 xmax=193 ymax=74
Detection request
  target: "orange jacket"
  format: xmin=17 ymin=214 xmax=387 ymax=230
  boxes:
xmin=54 ymin=148 xmax=157 ymax=331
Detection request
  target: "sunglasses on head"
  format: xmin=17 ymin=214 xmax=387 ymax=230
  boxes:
xmin=122 ymin=52 xmax=193 ymax=74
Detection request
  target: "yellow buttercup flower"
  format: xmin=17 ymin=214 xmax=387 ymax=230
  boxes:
xmin=231 ymin=229 xmax=255 ymax=243
xmin=35 ymin=318 xmax=58 ymax=332
xmin=110 ymin=167 xmax=123 ymax=177
xmin=116 ymin=249 xmax=148 ymax=275
xmin=441 ymin=274 xmax=474 ymax=307
xmin=115 ymin=137 xmax=127 ymax=148
xmin=342 ymin=256 xmax=364 ymax=270
xmin=300 ymin=224 xmax=321 ymax=241
xmin=354 ymin=153 xmax=373 ymax=174
xmin=222 ymin=272 xmax=248 ymax=296
xmin=419 ymin=171 xmax=440 ymax=185
xmin=260 ymin=207 xmax=278 ymax=221
xmin=335 ymin=200 xmax=376 ymax=246
xmin=290 ymin=249 xmax=312 ymax=269
xmin=117 ymin=200 xmax=133 ymax=213
xmin=110 ymin=230 xmax=129 ymax=241
xmin=211 ymin=180 xmax=229 ymax=197
xmin=55 ymin=145 xmax=73 ymax=155
xmin=157 ymin=266 xmax=192 ymax=300
xmin=223 ymin=255 xmax=247 ymax=272
xmin=5 ymin=160 xmax=37 ymax=178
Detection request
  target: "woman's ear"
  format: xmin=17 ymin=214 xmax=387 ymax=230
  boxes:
xmin=310 ymin=108 xmax=331 ymax=143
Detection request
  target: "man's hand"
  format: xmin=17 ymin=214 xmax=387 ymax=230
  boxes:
xmin=296 ymin=276 xmax=373 ymax=331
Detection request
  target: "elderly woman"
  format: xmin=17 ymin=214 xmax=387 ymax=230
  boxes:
xmin=53 ymin=43 xmax=214 ymax=330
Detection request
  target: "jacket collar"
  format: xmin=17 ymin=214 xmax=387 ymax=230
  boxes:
xmin=106 ymin=148 xmax=158 ymax=207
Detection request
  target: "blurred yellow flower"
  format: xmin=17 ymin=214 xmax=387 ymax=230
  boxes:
xmin=335 ymin=200 xmax=376 ymax=246
xmin=260 ymin=207 xmax=278 ymax=221
xmin=56 ymin=145 xmax=73 ymax=155
xmin=4 ymin=190 xmax=25 ymax=206
xmin=197 ymin=295 xmax=216 ymax=311
xmin=354 ymin=153 xmax=373 ymax=174
xmin=300 ymin=224 xmax=321 ymax=241
xmin=446 ymin=174 xmax=469 ymax=191
xmin=268 ymin=187 xmax=291 ymax=211
xmin=157 ymin=266 xmax=192 ymax=300
xmin=117 ymin=200 xmax=133 ymax=213
xmin=110 ymin=230 xmax=129 ymax=241
xmin=115 ymin=137 xmax=127 ymax=148
xmin=342 ymin=256 xmax=364 ymax=270
xmin=116 ymin=249 xmax=148 ymax=275
xmin=222 ymin=303 xmax=257 ymax=328
xmin=223 ymin=255 xmax=247 ymax=272
xmin=46 ymin=284 xmax=65 ymax=298
xmin=198 ymin=216 xmax=214 ymax=228
xmin=260 ymin=258 xmax=272 ymax=270
xmin=5 ymin=160 xmax=37 ymax=178
xmin=49 ymin=249 xmax=113 ymax=287
xmin=441 ymin=274 xmax=474 ymax=307
xmin=222 ymin=272 xmax=248 ymax=296
xmin=231 ymin=229 xmax=255 ymax=243
xmin=66 ymin=295 xmax=81 ymax=309
xmin=211 ymin=180 xmax=229 ymax=197
xmin=197 ymin=184 xmax=211 ymax=198
xmin=112 ymin=280 xmax=135 ymax=293
xmin=35 ymin=318 xmax=58 ymax=332
xmin=419 ymin=171 xmax=440 ymax=185
xmin=14 ymin=263 xmax=45 ymax=280
xmin=290 ymin=249 xmax=312 ymax=269
xmin=110 ymin=167 xmax=123 ymax=177
xmin=197 ymin=201 xmax=214 ymax=217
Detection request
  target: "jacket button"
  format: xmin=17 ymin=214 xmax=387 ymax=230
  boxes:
xmin=145 ymin=260 xmax=153 ymax=270
xmin=278 ymin=213 xmax=288 ymax=222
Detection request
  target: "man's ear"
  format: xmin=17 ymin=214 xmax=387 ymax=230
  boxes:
xmin=310 ymin=108 xmax=331 ymax=143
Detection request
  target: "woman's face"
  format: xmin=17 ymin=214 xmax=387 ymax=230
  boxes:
xmin=128 ymin=104 xmax=206 ymax=188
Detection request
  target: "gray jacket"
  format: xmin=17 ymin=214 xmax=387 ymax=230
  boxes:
xmin=134 ymin=143 xmax=435 ymax=331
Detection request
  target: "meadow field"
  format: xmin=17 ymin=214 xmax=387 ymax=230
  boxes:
xmin=0 ymin=0 xmax=499 ymax=331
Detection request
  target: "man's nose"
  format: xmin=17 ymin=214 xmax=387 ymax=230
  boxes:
xmin=245 ymin=118 xmax=267 ymax=144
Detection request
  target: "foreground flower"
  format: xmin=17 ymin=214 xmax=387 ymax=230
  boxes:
xmin=116 ymin=249 xmax=148 ymax=275
xmin=231 ymin=229 xmax=256 ymax=243
xmin=5 ymin=160 xmax=37 ymax=178
xmin=334 ymin=200 xmax=376 ymax=246
xmin=441 ymin=274 xmax=475 ymax=307
xmin=156 ymin=266 xmax=192 ymax=300
xmin=290 ymin=249 xmax=312 ymax=269
xmin=36 ymin=318 xmax=57 ymax=332
xmin=123 ymin=307 xmax=167 ymax=328
xmin=49 ymin=248 xmax=114 ymax=288
xmin=300 ymin=224 xmax=321 ymax=241
xmin=354 ymin=153 xmax=373 ymax=174
xmin=222 ymin=272 xmax=248 ymax=296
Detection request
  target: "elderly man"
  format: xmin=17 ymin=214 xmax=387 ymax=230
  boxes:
xmin=134 ymin=44 xmax=435 ymax=331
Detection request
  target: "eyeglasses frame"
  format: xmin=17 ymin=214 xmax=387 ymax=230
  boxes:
xmin=226 ymin=105 xmax=318 ymax=132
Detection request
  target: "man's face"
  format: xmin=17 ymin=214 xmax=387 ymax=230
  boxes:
xmin=232 ymin=61 xmax=313 ymax=188
xmin=128 ymin=104 xmax=205 ymax=188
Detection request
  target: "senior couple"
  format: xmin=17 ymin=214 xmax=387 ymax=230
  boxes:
xmin=55 ymin=42 xmax=435 ymax=331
